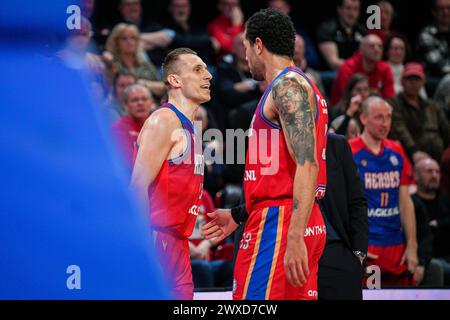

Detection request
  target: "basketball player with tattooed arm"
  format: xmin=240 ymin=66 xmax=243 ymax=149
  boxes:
xmin=131 ymin=48 xmax=212 ymax=299
xmin=203 ymin=8 xmax=328 ymax=300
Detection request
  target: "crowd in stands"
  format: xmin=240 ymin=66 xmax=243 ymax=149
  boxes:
xmin=66 ymin=0 xmax=450 ymax=289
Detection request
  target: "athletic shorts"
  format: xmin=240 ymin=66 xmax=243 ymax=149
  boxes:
xmin=233 ymin=201 xmax=326 ymax=300
xmin=153 ymin=230 xmax=194 ymax=299
xmin=363 ymin=243 xmax=415 ymax=287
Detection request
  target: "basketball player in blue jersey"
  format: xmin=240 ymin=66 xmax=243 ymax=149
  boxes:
xmin=349 ymin=96 xmax=418 ymax=286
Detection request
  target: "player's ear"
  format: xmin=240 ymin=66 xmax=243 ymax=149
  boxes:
xmin=254 ymin=37 xmax=263 ymax=55
xmin=359 ymin=112 xmax=367 ymax=126
xmin=167 ymin=74 xmax=181 ymax=88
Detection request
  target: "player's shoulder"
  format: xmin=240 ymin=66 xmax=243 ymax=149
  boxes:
xmin=348 ymin=136 xmax=363 ymax=153
xmin=273 ymin=69 xmax=315 ymax=96
xmin=148 ymin=107 xmax=179 ymax=125
xmin=284 ymin=68 xmax=310 ymax=84
xmin=142 ymin=107 xmax=180 ymax=133
xmin=383 ymin=138 xmax=405 ymax=155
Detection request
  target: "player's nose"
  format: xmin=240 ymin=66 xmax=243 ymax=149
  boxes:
xmin=204 ymin=69 xmax=212 ymax=81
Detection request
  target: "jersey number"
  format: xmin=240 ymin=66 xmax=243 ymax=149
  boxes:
xmin=380 ymin=192 xmax=389 ymax=207
xmin=239 ymin=233 xmax=252 ymax=250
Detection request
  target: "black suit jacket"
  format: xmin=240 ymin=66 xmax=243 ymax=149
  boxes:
xmin=319 ymin=133 xmax=368 ymax=254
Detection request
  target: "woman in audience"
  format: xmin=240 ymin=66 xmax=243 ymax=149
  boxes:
xmin=329 ymin=73 xmax=369 ymax=139
xmin=104 ymin=23 xmax=166 ymax=99
xmin=384 ymin=34 xmax=427 ymax=98
xmin=369 ymin=0 xmax=399 ymax=43
xmin=384 ymin=34 xmax=410 ymax=94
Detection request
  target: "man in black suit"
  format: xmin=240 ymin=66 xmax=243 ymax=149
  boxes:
xmin=202 ymin=133 xmax=368 ymax=299
xmin=317 ymin=133 xmax=368 ymax=300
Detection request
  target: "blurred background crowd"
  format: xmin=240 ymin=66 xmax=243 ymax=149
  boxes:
xmin=62 ymin=0 xmax=450 ymax=290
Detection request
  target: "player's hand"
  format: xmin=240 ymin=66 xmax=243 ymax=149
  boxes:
xmin=196 ymin=240 xmax=212 ymax=260
xmin=230 ymin=6 xmax=244 ymax=26
xmin=413 ymin=265 xmax=425 ymax=286
xmin=284 ymin=233 xmax=309 ymax=287
xmin=189 ymin=242 xmax=200 ymax=259
xmin=366 ymin=252 xmax=379 ymax=260
xmin=201 ymin=209 xmax=238 ymax=244
xmin=401 ymin=244 xmax=419 ymax=274
xmin=210 ymin=37 xmax=221 ymax=53
xmin=101 ymin=50 xmax=114 ymax=66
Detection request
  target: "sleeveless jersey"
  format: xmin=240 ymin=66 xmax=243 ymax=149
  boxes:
xmin=349 ymin=136 xmax=412 ymax=246
xmin=243 ymin=66 xmax=328 ymax=213
xmin=147 ymin=103 xmax=205 ymax=239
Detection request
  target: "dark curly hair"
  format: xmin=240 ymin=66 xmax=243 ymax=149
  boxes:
xmin=245 ymin=8 xmax=295 ymax=58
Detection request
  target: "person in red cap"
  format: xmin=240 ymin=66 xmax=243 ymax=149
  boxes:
xmin=389 ymin=62 xmax=450 ymax=163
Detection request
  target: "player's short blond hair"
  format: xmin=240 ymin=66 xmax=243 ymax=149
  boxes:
xmin=162 ymin=48 xmax=198 ymax=86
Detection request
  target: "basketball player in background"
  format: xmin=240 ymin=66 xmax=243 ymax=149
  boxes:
xmin=349 ymin=96 xmax=418 ymax=286
xmin=131 ymin=48 xmax=212 ymax=299
xmin=203 ymin=8 xmax=328 ymax=300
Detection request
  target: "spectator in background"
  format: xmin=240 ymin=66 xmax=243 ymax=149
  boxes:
xmin=384 ymin=35 xmax=409 ymax=94
xmin=434 ymin=74 xmax=450 ymax=120
xmin=107 ymin=72 xmax=136 ymax=122
xmin=111 ymin=84 xmax=156 ymax=170
xmin=293 ymin=34 xmax=325 ymax=95
xmin=349 ymin=97 xmax=418 ymax=287
xmin=166 ymin=0 xmax=219 ymax=66
xmin=58 ymin=17 xmax=107 ymax=85
xmin=268 ymin=0 xmax=320 ymax=68
xmin=214 ymin=33 xmax=261 ymax=130
xmin=118 ymin=0 xmax=144 ymax=27
xmin=118 ymin=0 xmax=173 ymax=43
xmin=441 ymin=147 xmax=450 ymax=197
xmin=104 ymin=23 xmax=166 ymax=100
xmin=411 ymin=190 xmax=444 ymax=287
xmin=330 ymin=73 xmax=369 ymax=139
xmin=417 ymin=0 xmax=450 ymax=78
xmin=194 ymin=106 xmax=223 ymax=198
xmin=390 ymin=62 xmax=450 ymax=163
xmin=369 ymin=1 xmax=398 ymax=43
xmin=412 ymin=158 xmax=450 ymax=285
xmin=57 ymin=16 xmax=114 ymax=121
xmin=317 ymin=0 xmax=367 ymax=70
xmin=331 ymin=34 xmax=394 ymax=105
xmin=80 ymin=0 xmax=105 ymax=52
xmin=81 ymin=0 xmax=95 ymax=22
xmin=117 ymin=0 xmax=174 ymax=65
xmin=384 ymin=35 xmax=428 ymax=98
xmin=207 ymin=0 xmax=245 ymax=59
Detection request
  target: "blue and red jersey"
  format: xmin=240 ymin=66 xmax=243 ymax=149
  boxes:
xmin=236 ymin=66 xmax=328 ymax=299
xmin=349 ymin=136 xmax=412 ymax=246
xmin=243 ymin=66 xmax=328 ymax=213
xmin=147 ymin=103 xmax=205 ymax=239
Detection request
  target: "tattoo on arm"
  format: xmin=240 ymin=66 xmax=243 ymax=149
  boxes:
xmin=293 ymin=198 xmax=299 ymax=211
xmin=272 ymin=74 xmax=316 ymax=166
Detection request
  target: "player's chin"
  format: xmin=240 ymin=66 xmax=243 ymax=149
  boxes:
xmin=200 ymin=91 xmax=211 ymax=103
